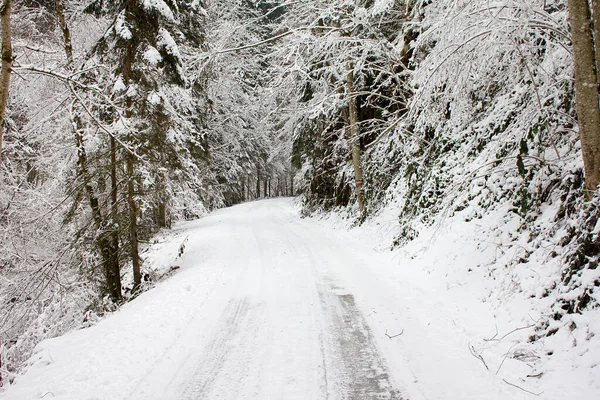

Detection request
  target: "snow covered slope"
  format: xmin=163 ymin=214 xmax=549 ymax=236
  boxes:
xmin=0 ymin=199 xmax=596 ymax=399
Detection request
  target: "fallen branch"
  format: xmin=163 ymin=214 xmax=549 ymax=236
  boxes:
xmin=484 ymin=325 xmax=499 ymax=341
xmin=469 ymin=344 xmax=489 ymax=370
xmin=485 ymin=324 xmax=535 ymax=342
xmin=498 ymin=324 xmax=536 ymax=341
xmin=526 ymin=372 xmax=543 ymax=379
xmin=496 ymin=343 xmax=517 ymax=375
xmin=502 ymin=379 xmax=543 ymax=396
xmin=385 ymin=329 xmax=404 ymax=339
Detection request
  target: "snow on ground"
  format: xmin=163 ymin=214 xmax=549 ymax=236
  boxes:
xmin=322 ymin=196 xmax=600 ymax=399
xmin=0 ymin=198 xmax=597 ymax=399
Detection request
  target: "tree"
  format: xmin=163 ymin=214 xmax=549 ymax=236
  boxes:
xmin=0 ymin=0 xmax=106 ymax=377
xmin=80 ymin=0 xmax=210 ymax=289
xmin=199 ymin=0 xmax=288 ymax=206
xmin=47 ymin=0 xmax=124 ymax=301
xmin=55 ymin=0 xmax=72 ymax=65
xmin=568 ymin=0 xmax=600 ymax=198
xmin=0 ymin=0 xmax=287 ymax=380
xmin=346 ymin=58 xmax=365 ymax=214
xmin=271 ymin=0 xmax=406 ymax=213
xmin=0 ymin=0 xmax=12 ymax=157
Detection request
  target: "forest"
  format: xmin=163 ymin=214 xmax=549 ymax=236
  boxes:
xmin=0 ymin=0 xmax=599 ymax=395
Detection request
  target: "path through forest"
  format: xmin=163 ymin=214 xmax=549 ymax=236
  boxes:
xmin=1 ymin=199 xmax=533 ymax=400
xmin=134 ymin=199 xmax=401 ymax=399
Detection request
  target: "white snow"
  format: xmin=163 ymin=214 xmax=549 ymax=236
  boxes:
xmin=147 ymin=91 xmax=161 ymax=105
xmin=143 ymin=46 xmax=163 ymax=67
xmin=0 ymin=199 xmax=597 ymax=399
xmin=112 ymin=77 xmax=127 ymax=94
xmin=115 ymin=11 xmax=132 ymax=40
xmin=157 ymin=28 xmax=181 ymax=61
xmin=372 ymin=0 xmax=395 ymax=15
xmin=142 ymin=0 xmax=175 ymax=22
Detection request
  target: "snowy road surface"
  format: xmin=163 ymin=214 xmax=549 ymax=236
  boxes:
xmin=137 ymin=199 xmax=401 ymax=399
xmin=2 ymin=199 xmax=537 ymax=400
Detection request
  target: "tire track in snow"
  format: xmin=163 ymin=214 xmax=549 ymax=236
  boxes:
xmin=318 ymin=282 xmax=404 ymax=400
xmin=165 ymin=200 xmax=403 ymax=399
xmin=180 ymin=296 xmax=265 ymax=399
xmin=275 ymin=207 xmax=403 ymax=400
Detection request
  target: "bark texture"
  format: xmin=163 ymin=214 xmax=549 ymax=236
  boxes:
xmin=346 ymin=61 xmax=365 ymax=214
xmin=55 ymin=0 xmax=73 ymax=65
xmin=591 ymin=0 xmax=600 ymax=79
xmin=0 ymin=0 xmax=12 ymax=157
xmin=126 ymin=150 xmax=142 ymax=288
xmin=569 ymin=0 xmax=600 ymax=197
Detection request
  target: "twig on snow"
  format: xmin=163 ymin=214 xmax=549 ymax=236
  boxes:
xmin=469 ymin=344 xmax=489 ymax=370
xmin=498 ymin=324 xmax=536 ymax=341
xmin=526 ymin=372 xmax=544 ymax=379
xmin=385 ymin=329 xmax=404 ymax=339
xmin=502 ymin=379 xmax=543 ymax=396
xmin=484 ymin=325 xmax=499 ymax=341
xmin=496 ymin=343 xmax=518 ymax=375
xmin=484 ymin=324 xmax=535 ymax=343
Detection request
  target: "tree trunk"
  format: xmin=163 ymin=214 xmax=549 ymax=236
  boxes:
xmin=124 ymin=0 xmax=142 ymax=288
xmin=73 ymin=111 xmax=121 ymax=301
xmin=60 ymin=6 xmax=121 ymax=299
xmin=264 ymin=176 xmax=268 ymax=198
xmin=155 ymin=160 xmax=168 ymax=228
xmin=55 ymin=0 xmax=72 ymax=65
xmin=241 ymin=176 xmax=245 ymax=202
xmin=256 ymin=165 xmax=261 ymax=198
xmin=290 ymin=168 xmax=294 ymax=196
xmin=108 ymin=135 xmax=121 ymax=297
xmin=591 ymin=0 xmax=600 ymax=84
xmin=569 ymin=0 xmax=600 ymax=197
xmin=346 ymin=61 xmax=365 ymax=214
xmin=126 ymin=151 xmax=141 ymax=288
xmin=157 ymin=202 xmax=166 ymax=227
xmin=0 ymin=0 xmax=12 ymax=157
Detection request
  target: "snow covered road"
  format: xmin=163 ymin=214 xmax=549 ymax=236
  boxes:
xmin=1 ymin=198 xmax=539 ymax=400
xmin=140 ymin=199 xmax=400 ymax=399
